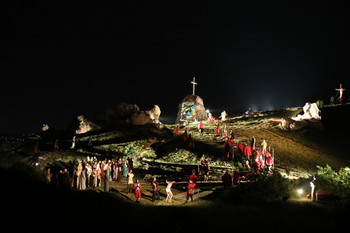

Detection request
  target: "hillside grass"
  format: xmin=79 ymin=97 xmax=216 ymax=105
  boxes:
xmin=57 ymin=106 xmax=349 ymax=180
xmin=2 ymin=105 xmax=350 ymax=231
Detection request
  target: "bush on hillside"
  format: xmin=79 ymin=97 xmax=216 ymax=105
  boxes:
xmin=221 ymin=170 xmax=292 ymax=204
xmin=316 ymin=164 xmax=350 ymax=197
xmin=316 ymin=100 xmax=324 ymax=108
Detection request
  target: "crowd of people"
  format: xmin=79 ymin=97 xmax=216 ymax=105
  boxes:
xmin=45 ymin=109 xmax=278 ymax=204
xmin=46 ymin=156 xmax=134 ymax=191
xmin=45 ymin=153 xmax=206 ymax=204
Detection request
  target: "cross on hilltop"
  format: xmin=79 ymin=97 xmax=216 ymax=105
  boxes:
xmin=191 ymin=77 xmax=197 ymax=95
xmin=335 ymin=83 xmax=346 ymax=103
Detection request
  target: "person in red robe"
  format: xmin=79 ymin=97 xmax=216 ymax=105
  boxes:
xmin=224 ymin=137 xmax=234 ymax=159
xmin=215 ymin=121 xmax=221 ymax=134
xmin=189 ymin=169 xmax=198 ymax=183
xmin=198 ymin=121 xmax=204 ymax=135
xmin=244 ymin=145 xmax=252 ymax=157
xmin=185 ymin=179 xmax=197 ymax=203
xmin=132 ymin=179 xmax=142 ymax=203
xmin=253 ymin=151 xmax=264 ymax=173
xmin=174 ymin=124 xmax=180 ymax=136
xmin=265 ymin=151 xmax=274 ymax=171
xmin=236 ymin=141 xmax=244 ymax=155
xmin=207 ymin=112 xmax=216 ymax=122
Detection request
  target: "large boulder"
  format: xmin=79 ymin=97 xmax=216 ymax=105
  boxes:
xmin=175 ymin=94 xmax=208 ymax=125
xmin=130 ymin=105 xmax=162 ymax=125
xmin=292 ymin=102 xmax=321 ymax=121
xmin=95 ymin=103 xmax=162 ymax=127
xmin=75 ymin=115 xmax=99 ymax=134
xmin=147 ymin=105 xmax=161 ymax=123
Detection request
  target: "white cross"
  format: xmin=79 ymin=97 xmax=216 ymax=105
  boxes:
xmin=191 ymin=77 xmax=197 ymax=95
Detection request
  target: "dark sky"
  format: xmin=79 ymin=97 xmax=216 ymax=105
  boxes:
xmin=1 ymin=2 xmax=349 ymax=134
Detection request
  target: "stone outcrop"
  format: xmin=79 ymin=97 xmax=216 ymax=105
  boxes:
xmin=175 ymin=95 xmax=208 ymax=125
xmin=281 ymin=102 xmax=323 ymax=131
xmin=95 ymin=103 xmax=162 ymax=127
xmin=292 ymin=102 xmax=321 ymax=121
xmin=75 ymin=115 xmax=99 ymax=134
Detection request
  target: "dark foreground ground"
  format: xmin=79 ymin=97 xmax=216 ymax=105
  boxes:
xmin=2 ymin=165 xmax=350 ymax=233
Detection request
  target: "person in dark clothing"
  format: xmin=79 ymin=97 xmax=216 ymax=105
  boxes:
xmin=151 ymin=177 xmax=160 ymax=202
xmin=59 ymin=168 xmax=71 ymax=190
xmin=310 ymin=175 xmax=318 ymax=201
xmin=221 ymin=170 xmax=232 ymax=189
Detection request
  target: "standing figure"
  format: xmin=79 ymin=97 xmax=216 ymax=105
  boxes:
xmin=229 ymin=129 xmax=235 ymax=140
xmin=174 ymin=124 xmax=180 ymax=136
xmin=187 ymin=133 xmax=194 ymax=147
xmin=54 ymin=139 xmax=59 ymax=151
xmin=165 ymin=180 xmax=176 ymax=203
xmin=198 ymin=121 xmax=204 ymax=135
xmin=265 ymin=151 xmax=274 ymax=171
xmin=251 ymin=136 xmax=256 ymax=150
xmin=127 ymin=169 xmax=135 ymax=193
xmin=151 ymin=177 xmax=160 ymax=202
xmin=133 ymin=179 xmax=143 ymax=203
xmin=185 ymin=179 xmax=196 ymax=203
xmin=221 ymin=110 xmax=227 ymax=121
xmin=222 ymin=124 xmax=229 ymax=138
xmin=261 ymin=139 xmax=267 ymax=155
xmin=310 ymin=175 xmax=318 ymax=202
xmin=232 ymin=169 xmax=240 ymax=185
xmin=183 ymin=127 xmax=188 ymax=142
xmin=189 ymin=169 xmax=198 ymax=184
xmin=224 ymin=137 xmax=234 ymax=159
xmin=127 ymin=157 xmax=134 ymax=170
xmin=46 ymin=168 xmax=52 ymax=184
xmin=87 ymin=136 xmax=93 ymax=147
xmin=78 ymin=162 xmax=87 ymax=190
xmin=104 ymin=163 xmax=111 ymax=192
xmin=122 ymin=160 xmax=129 ymax=178
xmin=70 ymin=136 xmax=76 ymax=149
xmin=221 ymin=170 xmax=232 ymax=189
xmin=198 ymin=156 xmax=210 ymax=182
xmin=215 ymin=121 xmax=221 ymax=135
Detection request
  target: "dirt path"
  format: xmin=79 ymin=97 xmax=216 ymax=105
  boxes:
xmin=107 ymin=178 xmax=223 ymax=206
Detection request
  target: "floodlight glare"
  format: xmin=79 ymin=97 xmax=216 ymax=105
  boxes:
xmin=297 ymin=189 xmax=304 ymax=195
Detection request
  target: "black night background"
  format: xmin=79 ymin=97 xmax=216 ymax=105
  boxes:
xmin=1 ymin=1 xmax=349 ymax=134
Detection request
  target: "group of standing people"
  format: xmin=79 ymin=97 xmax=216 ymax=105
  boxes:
xmin=224 ymin=134 xmax=274 ymax=174
xmin=47 ymin=156 xmax=134 ymax=193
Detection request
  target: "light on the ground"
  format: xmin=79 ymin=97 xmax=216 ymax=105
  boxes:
xmin=297 ymin=188 xmax=304 ymax=195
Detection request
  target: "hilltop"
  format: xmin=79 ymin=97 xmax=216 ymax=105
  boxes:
xmin=1 ymin=103 xmax=350 ymax=232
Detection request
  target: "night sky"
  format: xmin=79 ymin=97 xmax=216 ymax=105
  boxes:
xmin=1 ymin=2 xmax=349 ymax=134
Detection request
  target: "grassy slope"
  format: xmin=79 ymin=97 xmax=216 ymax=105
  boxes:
xmin=68 ymin=105 xmax=349 ymax=179
xmin=2 ymin=104 xmax=350 ymax=232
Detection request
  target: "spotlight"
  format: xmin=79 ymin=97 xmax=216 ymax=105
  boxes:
xmin=297 ymin=189 xmax=304 ymax=195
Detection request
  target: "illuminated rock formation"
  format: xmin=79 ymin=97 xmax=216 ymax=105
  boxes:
xmin=175 ymin=94 xmax=208 ymax=125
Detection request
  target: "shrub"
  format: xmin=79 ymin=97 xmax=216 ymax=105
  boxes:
xmin=316 ymin=164 xmax=350 ymax=197
xmin=316 ymin=100 xmax=324 ymax=108
xmin=221 ymin=170 xmax=292 ymax=204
